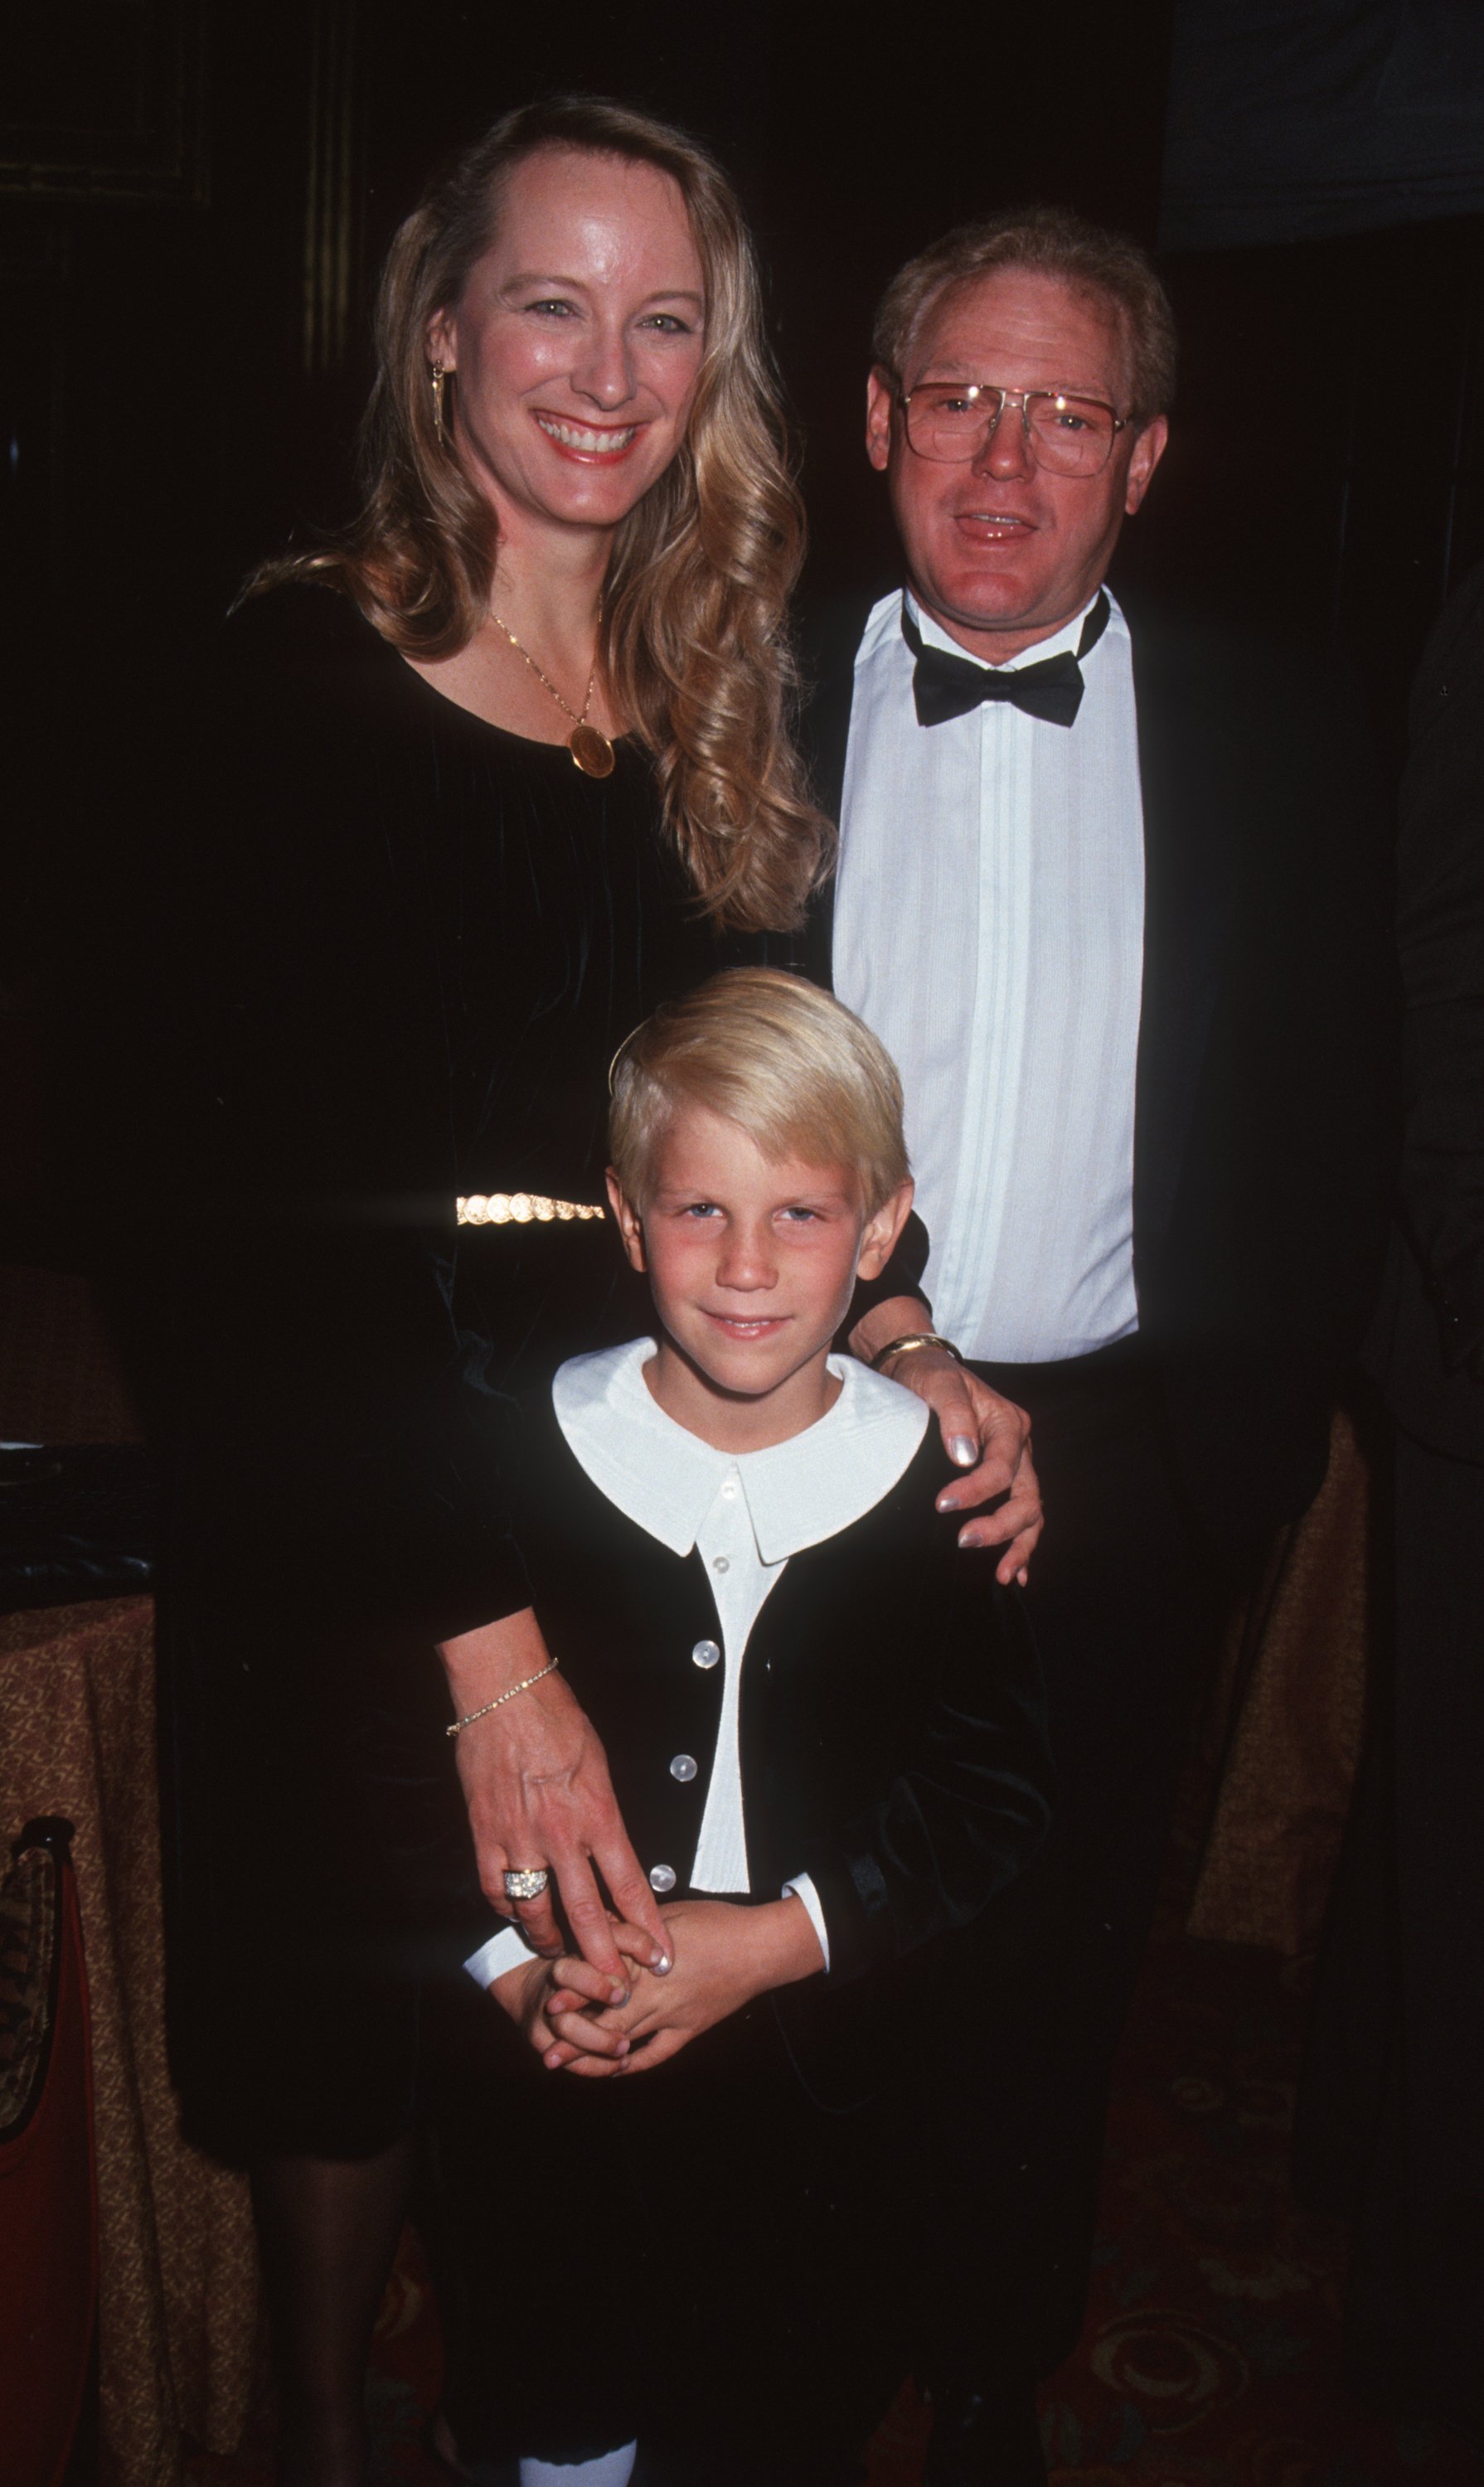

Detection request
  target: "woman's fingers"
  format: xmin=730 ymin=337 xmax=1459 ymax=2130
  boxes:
xmin=510 ymin=1881 xmax=566 ymax=1957
xmin=588 ymin=1830 xmax=672 ymax=1971
xmin=929 ymin=1378 xmax=1045 ymax=1583
xmin=957 ymin=1484 xmax=1045 ymax=1581
xmin=609 ymin=1917 xmax=668 ymax=1967
xmin=932 ymin=1377 xmax=1031 ymax=1510
xmin=875 ymin=1353 xmax=1044 ymax=1581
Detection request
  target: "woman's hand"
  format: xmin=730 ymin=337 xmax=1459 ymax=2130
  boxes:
xmin=439 ymin=1608 xmax=672 ymax=1983
xmin=848 ymin=1298 xmax=1043 ymax=1583
xmin=534 ymin=1897 xmax=826 ymax=2078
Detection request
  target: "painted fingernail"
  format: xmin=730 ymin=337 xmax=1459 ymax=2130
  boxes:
xmin=949 ymin=1436 xmax=977 ymax=1467
xmin=1017 ymin=1568 xmax=1029 ymax=1588
xmin=653 ymin=1953 xmax=672 ymax=1976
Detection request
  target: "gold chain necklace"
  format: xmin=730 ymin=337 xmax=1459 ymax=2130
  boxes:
xmin=487 ymin=612 xmax=615 ymax=779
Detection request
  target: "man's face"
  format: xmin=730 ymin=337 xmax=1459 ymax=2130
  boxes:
xmin=866 ymin=266 xmax=1167 ymax=659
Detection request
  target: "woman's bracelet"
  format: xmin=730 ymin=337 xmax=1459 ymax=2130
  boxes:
xmin=870 ymin=1331 xmax=964 ymax=1373
xmin=446 ymin=1655 xmax=560 ymax=1738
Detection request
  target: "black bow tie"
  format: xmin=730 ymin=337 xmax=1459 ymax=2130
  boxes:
xmin=903 ymin=590 xmax=1110 ymax=729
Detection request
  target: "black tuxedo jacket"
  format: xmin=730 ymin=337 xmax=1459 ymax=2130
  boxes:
xmin=786 ymin=588 xmax=1396 ymax=1546
xmin=1370 ymin=561 xmax=1484 ymax=1461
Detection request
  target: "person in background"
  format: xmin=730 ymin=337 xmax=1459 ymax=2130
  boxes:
xmin=798 ymin=206 xmax=1393 ymax=2481
xmin=1299 ymin=560 xmax=1484 ymax=2451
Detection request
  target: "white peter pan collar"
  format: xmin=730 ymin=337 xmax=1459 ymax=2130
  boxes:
xmin=551 ymin=1339 xmax=930 ymax=1564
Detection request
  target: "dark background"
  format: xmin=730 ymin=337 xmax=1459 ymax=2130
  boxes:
xmin=3 ymin=0 xmax=1483 ymax=1247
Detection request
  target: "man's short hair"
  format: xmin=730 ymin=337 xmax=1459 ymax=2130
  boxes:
xmin=872 ymin=205 xmax=1176 ymax=424
xmin=609 ymin=969 xmax=910 ymax=1214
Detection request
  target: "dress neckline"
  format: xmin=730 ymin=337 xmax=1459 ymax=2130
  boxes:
xmin=395 ymin=646 xmax=633 ymax=761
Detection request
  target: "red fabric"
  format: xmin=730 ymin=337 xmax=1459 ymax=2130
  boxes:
xmin=0 ymin=1851 xmax=98 ymax=2487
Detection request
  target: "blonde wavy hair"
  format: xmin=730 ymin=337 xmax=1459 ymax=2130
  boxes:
xmin=255 ymin=96 xmax=830 ymax=932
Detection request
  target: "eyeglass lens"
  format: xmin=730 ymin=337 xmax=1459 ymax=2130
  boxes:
xmin=904 ymin=385 xmax=1117 ymax=474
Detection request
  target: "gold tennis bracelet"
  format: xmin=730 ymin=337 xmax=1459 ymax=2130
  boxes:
xmin=446 ymin=1656 xmax=560 ymax=1738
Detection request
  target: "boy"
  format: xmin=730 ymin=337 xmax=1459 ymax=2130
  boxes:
xmin=436 ymin=971 xmax=1049 ymax=2487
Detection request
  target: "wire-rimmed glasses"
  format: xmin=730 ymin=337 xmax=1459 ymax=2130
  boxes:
xmin=898 ymin=382 xmax=1130 ymax=477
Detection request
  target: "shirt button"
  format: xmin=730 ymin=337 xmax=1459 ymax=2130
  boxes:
xmin=669 ymin=1754 xmax=698 ymax=1782
xmin=712 ymin=1554 xmax=730 ymax=1574
xmin=691 ymin=1638 xmax=721 ymax=1670
xmin=649 ymin=1864 xmax=677 ymax=1893
xmin=721 ymin=1481 xmax=738 ymax=1499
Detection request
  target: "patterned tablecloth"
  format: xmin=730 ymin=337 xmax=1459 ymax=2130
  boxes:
xmin=0 ymin=1263 xmax=259 ymax=2487
xmin=0 ymin=1596 xmax=259 ymax=2487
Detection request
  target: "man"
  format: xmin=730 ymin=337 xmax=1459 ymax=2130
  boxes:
xmin=798 ymin=208 xmax=1391 ymax=2481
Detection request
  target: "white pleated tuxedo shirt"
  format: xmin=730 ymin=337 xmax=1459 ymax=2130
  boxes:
xmin=832 ymin=588 xmax=1146 ymax=1365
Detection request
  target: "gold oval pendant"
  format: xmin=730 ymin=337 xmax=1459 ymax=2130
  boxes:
xmin=569 ymin=724 xmax=616 ymax=778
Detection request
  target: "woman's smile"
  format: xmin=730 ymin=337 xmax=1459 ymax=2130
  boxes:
xmin=532 ymin=411 xmax=643 ymax=458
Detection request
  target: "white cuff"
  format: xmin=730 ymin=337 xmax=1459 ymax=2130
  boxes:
xmin=781 ymin=1873 xmax=830 ymax=1971
xmin=464 ymin=1922 xmax=539 ymax=1989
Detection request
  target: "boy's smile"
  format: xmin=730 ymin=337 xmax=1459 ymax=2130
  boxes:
xmin=606 ymin=1103 xmax=913 ymax=1452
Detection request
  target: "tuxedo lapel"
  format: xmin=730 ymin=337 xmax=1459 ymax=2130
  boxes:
xmin=1128 ymin=606 xmax=1243 ymax=1259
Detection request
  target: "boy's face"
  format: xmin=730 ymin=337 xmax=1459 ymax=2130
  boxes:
xmin=607 ymin=1103 xmax=912 ymax=1442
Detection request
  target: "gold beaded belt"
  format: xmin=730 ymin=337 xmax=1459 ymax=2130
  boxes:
xmin=457 ymin=1192 xmax=606 ymax=1226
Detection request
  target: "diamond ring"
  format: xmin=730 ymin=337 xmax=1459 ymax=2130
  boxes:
xmin=502 ymin=1867 xmax=551 ymax=1903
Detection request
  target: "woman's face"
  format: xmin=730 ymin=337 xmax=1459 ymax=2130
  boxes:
xmin=428 ymin=146 xmax=707 ymax=541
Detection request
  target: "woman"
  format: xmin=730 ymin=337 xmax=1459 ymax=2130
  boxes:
xmin=156 ymin=96 xmax=1034 ymax=2487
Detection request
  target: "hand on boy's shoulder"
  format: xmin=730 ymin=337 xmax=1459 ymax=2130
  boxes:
xmin=869 ymin=1350 xmax=1041 ymax=1584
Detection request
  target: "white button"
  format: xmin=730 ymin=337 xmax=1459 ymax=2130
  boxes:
xmin=649 ymin=1864 xmax=677 ymax=1893
xmin=721 ymin=1481 xmax=738 ymax=1499
xmin=691 ymin=1638 xmax=720 ymax=1670
xmin=669 ymin=1753 xmax=698 ymax=1782
xmin=712 ymin=1554 xmax=730 ymax=1574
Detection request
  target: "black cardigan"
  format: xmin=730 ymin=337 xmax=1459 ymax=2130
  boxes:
xmin=491 ymin=1394 xmax=1052 ymax=2102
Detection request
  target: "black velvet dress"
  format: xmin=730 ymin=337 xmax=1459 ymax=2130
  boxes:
xmin=153 ymin=582 xmax=757 ymax=2157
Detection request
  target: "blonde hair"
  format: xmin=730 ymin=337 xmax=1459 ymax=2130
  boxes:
xmin=873 ymin=205 xmax=1176 ymax=423
xmin=609 ymin=969 xmax=910 ymax=1214
xmin=251 ymin=97 xmax=831 ymax=933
